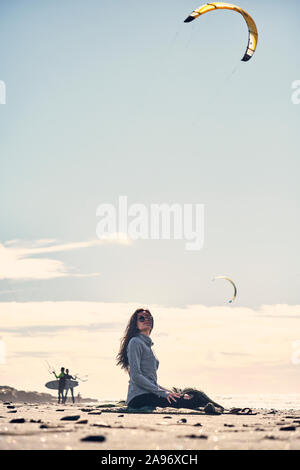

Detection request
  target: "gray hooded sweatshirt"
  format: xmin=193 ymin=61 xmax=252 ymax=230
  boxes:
xmin=126 ymin=333 xmax=169 ymax=405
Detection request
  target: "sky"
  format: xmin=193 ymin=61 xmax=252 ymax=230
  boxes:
xmin=0 ymin=0 xmax=300 ymax=399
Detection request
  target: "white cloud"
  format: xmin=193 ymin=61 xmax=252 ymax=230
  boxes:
xmin=0 ymin=236 xmax=132 ymax=280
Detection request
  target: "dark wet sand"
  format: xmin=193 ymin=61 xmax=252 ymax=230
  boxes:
xmin=1 ymin=402 xmax=300 ymax=450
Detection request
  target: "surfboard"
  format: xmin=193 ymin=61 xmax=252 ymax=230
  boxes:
xmin=45 ymin=380 xmax=79 ymax=390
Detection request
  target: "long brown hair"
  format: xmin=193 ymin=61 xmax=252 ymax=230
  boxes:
xmin=116 ymin=308 xmax=153 ymax=372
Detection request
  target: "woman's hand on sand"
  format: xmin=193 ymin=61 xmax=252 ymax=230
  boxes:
xmin=166 ymin=392 xmax=181 ymax=404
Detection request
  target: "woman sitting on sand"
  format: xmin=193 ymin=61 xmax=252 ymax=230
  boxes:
xmin=116 ymin=308 xmax=224 ymax=412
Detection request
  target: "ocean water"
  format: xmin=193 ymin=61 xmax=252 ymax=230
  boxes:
xmin=214 ymin=394 xmax=300 ymax=411
xmin=99 ymin=394 xmax=300 ymax=411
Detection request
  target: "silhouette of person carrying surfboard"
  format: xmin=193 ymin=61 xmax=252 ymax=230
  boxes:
xmin=63 ymin=369 xmax=76 ymax=404
xmin=52 ymin=367 xmax=66 ymax=404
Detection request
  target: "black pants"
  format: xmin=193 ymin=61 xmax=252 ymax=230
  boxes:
xmin=128 ymin=393 xmax=201 ymax=410
xmin=64 ymin=387 xmax=75 ymax=403
xmin=58 ymin=386 xmax=64 ymax=401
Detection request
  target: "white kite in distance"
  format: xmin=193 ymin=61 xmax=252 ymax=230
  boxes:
xmin=213 ymin=275 xmax=237 ymax=303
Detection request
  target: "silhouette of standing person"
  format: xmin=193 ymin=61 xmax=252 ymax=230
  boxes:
xmin=64 ymin=369 xmax=76 ymax=404
xmin=53 ymin=367 xmax=66 ymax=404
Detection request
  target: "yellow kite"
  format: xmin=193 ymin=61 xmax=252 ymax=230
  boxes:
xmin=184 ymin=2 xmax=258 ymax=62
xmin=213 ymin=276 xmax=237 ymax=303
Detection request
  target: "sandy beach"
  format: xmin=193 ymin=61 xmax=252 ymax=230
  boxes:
xmin=1 ymin=402 xmax=300 ymax=450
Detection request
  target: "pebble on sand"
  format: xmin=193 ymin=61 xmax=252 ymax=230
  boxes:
xmin=10 ymin=418 xmax=26 ymax=423
xmin=60 ymin=415 xmax=81 ymax=421
xmin=40 ymin=424 xmax=63 ymax=429
xmin=81 ymin=435 xmax=106 ymax=442
xmin=177 ymin=418 xmax=187 ymax=423
xmin=279 ymin=425 xmax=297 ymax=431
xmin=92 ymin=422 xmax=111 ymax=428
